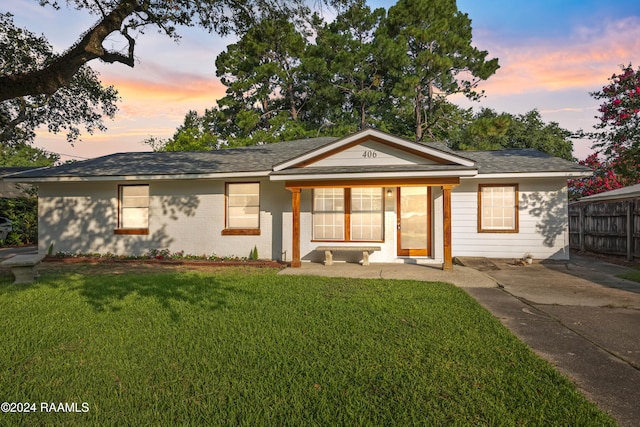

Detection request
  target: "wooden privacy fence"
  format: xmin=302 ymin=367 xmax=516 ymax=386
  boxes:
xmin=569 ymin=198 xmax=640 ymax=260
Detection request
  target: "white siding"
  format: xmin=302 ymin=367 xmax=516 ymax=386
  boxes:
xmin=451 ymin=177 xmax=570 ymax=260
xmin=37 ymin=179 xmax=284 ymax=259
xmin=37 ymin=176 xmax=571 ymax=262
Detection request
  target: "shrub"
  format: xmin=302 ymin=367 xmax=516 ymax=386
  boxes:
xmin=0 ymin=196 xmax=38 ymax=246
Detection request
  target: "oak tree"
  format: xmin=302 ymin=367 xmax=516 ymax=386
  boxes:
xmin=0 ymin=0 xmax=320 ymax=102
xmin=0 ymin=13 xmax=118 ymax=145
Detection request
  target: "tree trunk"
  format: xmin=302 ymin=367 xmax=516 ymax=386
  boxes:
xmin=288 ymin=83 xmax=298 ymax=121
xmin=415 ymin=87 xmax=423 ymax=141
xmin=359 ymin=101 xmax=366 ymax=130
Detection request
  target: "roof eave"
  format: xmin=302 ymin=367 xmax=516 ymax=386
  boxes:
xmin=269 ymin=170 xmax=478 ymax=181
xmin=4 ymin=170 xmax=271 ymax=183
xmin=464 ymin=171 xmax=593 ymax=179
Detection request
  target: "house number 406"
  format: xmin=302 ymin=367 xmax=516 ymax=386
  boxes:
xmin=362 ymin=150 xmax=377 ymax=159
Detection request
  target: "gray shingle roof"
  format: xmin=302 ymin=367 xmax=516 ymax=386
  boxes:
xmin=577 ymin=183 xmax=640 ymax=202
xmin=10 ymin=137 xmax=338 ymax=179
xmin=463 ymin=149 xmax=591 ymax=174
xmin=6 ymin=135 xmax=589 ymax=181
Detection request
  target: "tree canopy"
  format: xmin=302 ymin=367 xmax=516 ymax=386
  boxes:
xmin=567 ymin=153 xmax=639 ymax=200
xmin=0 ymin=12 xmax=119 ymax=145
xmin=381 ymin=0 xmax=499 ymax=141
xmin=448 ymin=108 xmax=574 ymax=161
xmin=0 ymin=0 xmax=328 ymax=103
xmin=156 ymin=0 xmax=500 ymax=149
xmin=588 ymin=64 xmax=640 ymax=181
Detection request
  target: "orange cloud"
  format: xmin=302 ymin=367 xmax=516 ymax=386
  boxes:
xmin=477 ymin=17 xmax=640 ymax=95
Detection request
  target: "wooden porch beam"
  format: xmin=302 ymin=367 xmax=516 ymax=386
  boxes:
xmin=442 ymin=185 xmax=453 ymax=271
xmin=289 ymin=187 xmax=301 ymax=268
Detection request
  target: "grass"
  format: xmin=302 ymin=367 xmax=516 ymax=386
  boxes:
xmin=0 ymin=267 xmax=615 ymax=426
xmin=617 ymin=265 xmax=640 ymax=283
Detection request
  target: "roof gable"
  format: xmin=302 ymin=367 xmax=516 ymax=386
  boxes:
xmin=273 ymin=129 xmax=475 ymax=171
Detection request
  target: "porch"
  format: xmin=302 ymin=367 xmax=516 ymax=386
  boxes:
xmin=284 ymin=178 xmax=458 ymax=270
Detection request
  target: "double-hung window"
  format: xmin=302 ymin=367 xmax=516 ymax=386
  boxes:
xmin=223 ymin=182 xmax=260 ymax=235
xmin=313 ymin=188 xmax=383 ymax=241
xmin=350 ymin=188 xmax=383 ymax=241
xmin=478 ymin=184 xmax=518 ymax=232
xmin=116 ymin=185 xmax=149 ymax=234
xmin=313 ymin=188 xmax=345 ymax=240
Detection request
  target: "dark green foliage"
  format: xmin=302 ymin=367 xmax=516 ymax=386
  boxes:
xmin=588 ymin=64 xmax=640 ymax=181
xmin=0 ymin=143 xmax=59 ymax=166
xmin=0 ymin=195 xmax=37 ymax=245
xmin=0 ymin=12 xmax=119 ymax=145
xmin=381 ymin=0 xmax=500 ymax=141
xmin=306 ymin=0 xmax=388 ymax=131
xmin=156 ymin=0 xmax=500 ymax=149
xmin=448 ymin=108 xmax=575 ymax=160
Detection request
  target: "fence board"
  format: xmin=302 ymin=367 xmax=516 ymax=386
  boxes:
xmin=569 ymin=198 xmax=639 ymax=260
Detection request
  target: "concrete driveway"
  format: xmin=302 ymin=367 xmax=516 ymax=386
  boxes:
xmin=463 ymin=255 xmax=640 ymax=427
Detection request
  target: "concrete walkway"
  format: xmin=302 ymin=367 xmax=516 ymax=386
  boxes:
xmin=280 ymin=256 xmax=640 ymax=427
xmin=0 ymin=245 xmax=37 ymax=260
xmin=468 ymin=255 xmax=640 ymax=427
xmin=280 ymin=261 xmax=498 ymax=288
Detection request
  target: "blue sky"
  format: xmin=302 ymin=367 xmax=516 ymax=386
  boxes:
xmin=4 ymin=0 xmax=640 ymax=160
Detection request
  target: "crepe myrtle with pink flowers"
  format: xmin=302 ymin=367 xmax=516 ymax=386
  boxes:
xmin=590 ymin=64 xmax=640 ymax=182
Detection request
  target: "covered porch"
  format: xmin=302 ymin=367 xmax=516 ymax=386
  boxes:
xmin=284 ymin=177 xmax=458 ymax=270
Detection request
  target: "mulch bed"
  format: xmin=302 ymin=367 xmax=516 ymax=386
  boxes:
xmin=42 ymin=256 xmax=286 ymax=269
xmin=0 ymin=257 xmax=288 ymax=279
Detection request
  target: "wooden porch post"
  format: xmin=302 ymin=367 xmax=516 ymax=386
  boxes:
xmin=290 ymin=187 xmax=301 ymax=267
xmin=442 ymin=185 xmax=453 ymax=271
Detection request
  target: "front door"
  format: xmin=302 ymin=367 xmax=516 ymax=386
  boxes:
xmin=397 ymin=187 xmax=430 ymax=256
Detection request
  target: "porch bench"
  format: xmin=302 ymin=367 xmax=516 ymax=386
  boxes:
xmin=316 ymin=246 xmax=381 ymax=266
xmin=1 ymin=254 xmax=46 ymax=284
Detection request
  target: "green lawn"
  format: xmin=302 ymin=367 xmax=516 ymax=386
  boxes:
xmin=0 ymin=267 xmax=615 ymax=426
xmin=617 ymin=266 xmax=640 ymax=283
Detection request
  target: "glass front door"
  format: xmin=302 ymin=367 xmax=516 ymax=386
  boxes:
xmin=397 ymin=187 xmax=430 ymax=256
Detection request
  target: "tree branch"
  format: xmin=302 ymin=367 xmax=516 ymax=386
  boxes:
xmin=0 ymin=0 xmax=140 ymax=102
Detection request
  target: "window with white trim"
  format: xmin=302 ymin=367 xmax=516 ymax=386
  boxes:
xmin=313 ymin=188 xmax=344 ymax=240
xmin=118 ymin=185 xmax=149 ymax=230
xmin=226 ymin=182 xmax=260 ymax=230
xmin=350 ymin=188 xmax=383 ymax=241
xmin=313 ymin=188 xmax=384 ymax=241
xmin=478 ymin=184 xmax=518 ymax=232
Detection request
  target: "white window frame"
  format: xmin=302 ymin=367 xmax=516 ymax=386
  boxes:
xmin=350 ymin=188 xmax=384 ymax=241
xmin=478 ymin=184 xmax=519 ymax=233
xmin=117 ymin=184 xmax=149 ymax=233
xmin=312 ymin=188 xmax=345 ymax=241
xmin=312 ymin=188 xmax=384 ymax=242
xmin=223 ymin=182 xmax=260 ymax=235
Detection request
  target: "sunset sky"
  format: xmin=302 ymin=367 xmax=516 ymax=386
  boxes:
xmin=5 ymin=0 xmax=640 ymax=161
